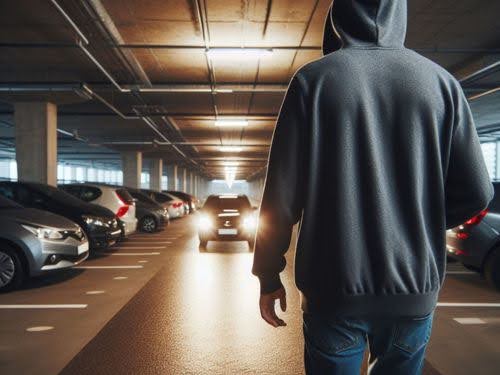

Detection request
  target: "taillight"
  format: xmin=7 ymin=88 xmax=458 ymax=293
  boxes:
xmin=116 ymin=205 xmax=129 ymax=218
xmin=173 ymin=202 xmax=183 ymax=208
xmin=464 ymin=209 xmax=488 ymax=226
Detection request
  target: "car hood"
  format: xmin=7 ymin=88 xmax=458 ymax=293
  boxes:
xmin=0 ymin=208 xmax=80 ymax=230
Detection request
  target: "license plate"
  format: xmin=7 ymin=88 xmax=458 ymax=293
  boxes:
xmin=78 ymin=242 xmax=89 ymax=254
xmin=218 ymin=228 xmax=238 ymax=235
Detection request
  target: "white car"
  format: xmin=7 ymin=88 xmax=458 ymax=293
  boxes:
xmin=141 ymin=190 xmax=185 ymax=219
xmin=60 ymin=184 xmax=138 ymax=236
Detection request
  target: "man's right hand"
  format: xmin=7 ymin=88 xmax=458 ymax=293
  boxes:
xmin=259 ymin=287 xmax=287 ymax=328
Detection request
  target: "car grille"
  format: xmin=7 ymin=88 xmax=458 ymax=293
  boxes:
xmin=66 ymin=228 xmax=85 ymax=241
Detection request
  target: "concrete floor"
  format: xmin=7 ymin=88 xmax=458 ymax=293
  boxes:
xmin=1 ymin=216 xmax=499 ymax=374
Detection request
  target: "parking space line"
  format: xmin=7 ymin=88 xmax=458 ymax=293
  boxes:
xmin=0 ymin=304 xmax=87 ymax=309
xmin=100 ymin=252 xmax=160 ymax=256
xmin=113 ymin=246 xmax=165 ymax=249
xmin=125 ymin=241 xmax=172 ymax=244
xmin=437 ymin=303 xmax=500 ymax=307
xmin=113 ymin=276 xmax=128 ymax=280
xmin=446 ymin=271 xmax=476 ymax=275
xmin=26 ymin=326 xmax=54 ymax=332
xmin=453 ymin=318 xmax=487 ymax=324
xmin=75 ymin=266 xmax=143 ymax=269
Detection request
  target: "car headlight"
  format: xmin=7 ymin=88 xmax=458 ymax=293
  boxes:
xmin=243 ymin=215 xmax=257 ymax=230
xmin=82 ymin=215 xmax=109 ymax=227
xmin=22 ymin=224 xmax=64 ymax=240
xmin=197 ymin=215 xmax=213 ymax=231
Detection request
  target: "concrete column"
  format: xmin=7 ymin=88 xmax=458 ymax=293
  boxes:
xmin=150 ymin=159 xmax=163 ymax=191
xmin=14 ymin=102 xmax=57 ymax=185
xmin=182 ymin=168 xmax=187 ymax=192
xmin=194 ymin=175 xmax=198 ymax=196
xmin=166 ymin=165 xmax=178 ymax=190
xmin=121 ymin=151 xmax=142 ymax=188
xmin=189 ymin=172 xmax=194 ymax=194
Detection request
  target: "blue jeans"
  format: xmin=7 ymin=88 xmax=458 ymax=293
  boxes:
xmin=303 ymin=311 xmax=434 ymax=375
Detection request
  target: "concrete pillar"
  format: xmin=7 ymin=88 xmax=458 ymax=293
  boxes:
xmin=194 ymin=175 xmax=198 ymax=196
xmin=166 ymin=165 xmax=178 ymax=191
xmin=190 ymin=172 xmax=194 ymax=194
xmin=122 ymin=151 xmax=142 ymax=188
xmin=14 ymin=102 xmax=57 ymax=185
xmin=182 ymin=168 xmax=187 ymax=192
xmin=150 ymin=159 xmax=163 ymax=191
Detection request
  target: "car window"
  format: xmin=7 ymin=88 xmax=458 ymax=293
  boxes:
xmin=203 ymin=196 xmax=251 ymax=211
xmin=60 ymin=185 xmax=81 ymax=198
xmin=0 ymin=184 xmax=15 ymax=200
xmin=116 ymin=188 xmax=134 ymax=204
xmin=153 ymin=193 xmax=172 ymax=203
xmin=15 ymin=185 xmax=46 ymax=208
xmin=81 ymin=186 xmax=102 ymax=202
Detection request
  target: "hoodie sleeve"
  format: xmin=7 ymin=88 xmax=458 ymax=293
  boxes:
xmin=445 ymin=87 xmax=494 ymax=229
xmin=252 ymin=75 xmax=307 ymax=294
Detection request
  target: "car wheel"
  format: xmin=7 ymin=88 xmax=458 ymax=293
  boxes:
xmin=484 ymin=248 xmax=500 ymax=291
xmin=140 ymin=216 xmax=157 ymax=233
xmin=0 ymin=245 xmax=25 ymax=293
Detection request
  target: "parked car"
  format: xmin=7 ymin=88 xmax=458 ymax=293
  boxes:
xmin=447 ymin=182 xmax=500 ymax=290
xmin=164 ymin=191 xmax=198 ymax=214
xmin=0 ymin=182 xmax=121 ymax=250
xmin=0 ymin=195 xmax=89 ymax=292
xmin=197 ymin=194 xmax=257 ymax=251
xmin=126 ymin=188 xmax=169 ymax=232
xmin=141 ymin=189 xmax=185 ymax=219
xmin=60 ymin=184 xmax=138 ymax=237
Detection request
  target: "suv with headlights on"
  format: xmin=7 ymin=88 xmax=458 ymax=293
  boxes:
xmin=197 ymin=194 xmax=257 ymax=251
xmin=0 ymin=195 xmax=89 ymax=292
xmin=0 ymin=182 xmax=121 ymax=250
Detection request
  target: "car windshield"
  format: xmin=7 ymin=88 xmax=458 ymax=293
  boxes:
xmin=30 ymin=183 xmax=90 ymax=206
xmin=0 ymin=195 xmax=22 ymax=209
xmin=203 ymin=196 xmax=251 ymax=211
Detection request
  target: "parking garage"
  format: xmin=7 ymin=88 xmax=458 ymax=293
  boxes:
xmin=1 ymin=1 xmax=500 ymax=374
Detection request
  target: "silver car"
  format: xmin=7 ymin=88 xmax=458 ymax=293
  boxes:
xmin=0 ymin=196 xmax=89 ymax=292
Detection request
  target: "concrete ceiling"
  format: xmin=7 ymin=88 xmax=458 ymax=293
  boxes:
xmin=0 ymin=0 xmax=499 ymax=179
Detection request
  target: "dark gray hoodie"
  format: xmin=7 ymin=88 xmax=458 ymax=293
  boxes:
xmin=252 ymin=0 xmax=493 ymax=317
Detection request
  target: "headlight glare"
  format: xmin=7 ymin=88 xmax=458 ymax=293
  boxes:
xmin=198 ymin=215 xmax=213 ymax=231
xmin=82 ymin=215 xmax=108 ymax=227
xmin=22 ymin=224 xmax=63 ymax=240
xmin=243 ymin=215 xmax=257 ymax=230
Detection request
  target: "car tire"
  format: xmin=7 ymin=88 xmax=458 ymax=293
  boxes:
xmin=0 ymin=245 xmax=25 ymax=293
xmin=140 ymin=216 xmax=157 ymax=233
xmin=484 ymin=248 xmax=500 ymax=291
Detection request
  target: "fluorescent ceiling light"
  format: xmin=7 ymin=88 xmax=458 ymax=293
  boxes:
xmin=222 ymin=161 xmax=239 ymax=166
xmin=219 ymin=146 xmax=243 ymax=152
xmin=215 ymin=119 xmax=249 ymax=127
xmin=206 ymin=48 xmax=273 ymax=58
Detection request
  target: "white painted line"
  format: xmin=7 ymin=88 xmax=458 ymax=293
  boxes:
xmin=75 ymin=266 xmax=143 ymax=269
xmin=114 ymin=246 xmax=166 ymax=249
xmin=126 ymin=241 xmax=172 ymax=244
xmin=447 ymin=271 xmax=476 ymax=275
xmin=138 ymin=260 xmax=148 ymax=263
xmin=113 ymin=276 xmax=128 ymax=280
xmin=86 ymin=290 xmax=105 ymax=295
xmin=438 ymin=303 xmax=500 ymax=307
xmin=0 ymin=304 xmax=87 ymax=309
xmin=26 ymin=326 xmax=54 ymax=332
xmin=453 ymin=317 xmax=486 ymax=325
xmin=97 ymin=252 xmax=160 ymax=256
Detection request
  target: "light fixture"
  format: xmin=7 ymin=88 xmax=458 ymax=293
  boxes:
xmin=215 ymin=119 xmax=249 ymax=127
xmin=206 ymin=48 xmax=273 ymax=59
xmin=219 ymin=146 xmax=243 ymax=152
xmin=222 ymin=161 xmax=239 ymax=167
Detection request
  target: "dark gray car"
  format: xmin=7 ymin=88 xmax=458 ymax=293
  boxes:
xmin=447 ymin=182 xmax=500 ymax=290
xmin=0 ymin=196 xmax=89 ymax=292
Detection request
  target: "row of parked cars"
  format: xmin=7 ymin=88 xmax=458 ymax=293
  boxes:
xmin=0 ymin=181 xmax=200 ymax=292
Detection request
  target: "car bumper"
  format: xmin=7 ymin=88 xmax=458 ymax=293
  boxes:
xmin=88 ymin=228 xmax=122 ymax=249
xmin=29 ymin=239 xmax=90 ymax=276
xmin=122 ymin=219 xmax=138 ymax=236
xmin=198 ymin=227 xmax=255 ymax=242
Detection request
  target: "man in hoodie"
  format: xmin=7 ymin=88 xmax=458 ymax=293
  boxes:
xmin=252 ymin=0 xmax=493 ymax=374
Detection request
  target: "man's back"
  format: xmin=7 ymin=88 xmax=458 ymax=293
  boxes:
xmin=252 ymin=0 xmax=493 ymax=317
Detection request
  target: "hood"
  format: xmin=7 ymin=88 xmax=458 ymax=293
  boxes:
xmin=0 ymin=208 xmax=80 ymax=230
xmin=323 ymin=0 xmax=407 ymax=54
